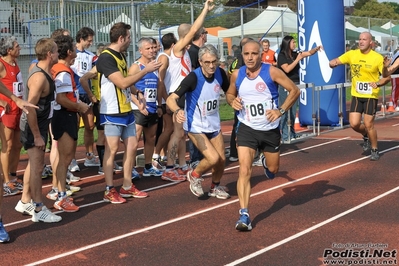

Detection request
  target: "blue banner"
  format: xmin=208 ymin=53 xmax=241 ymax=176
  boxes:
xmin=297 ymin=0 xmax=345 ymax=85
xmin=297 ymin=0 xmax=347 ymax=126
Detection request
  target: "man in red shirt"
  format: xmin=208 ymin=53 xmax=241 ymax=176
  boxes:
xmin=261 ymin=39 xmax=276 ymax=66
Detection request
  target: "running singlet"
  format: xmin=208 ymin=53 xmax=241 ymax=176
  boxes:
xmin=339 ymin=49 xmax=383 ymax=99
xmin=167 ymin=49 xmax=191 ymax=93
xmin=71 ymin=49 xmax=97 ymax=94
xmin=236 ymin=63 xmax=280 ymax=131
xmin=157 ymin=52 xmax=171 ymax=102
xmin=51 ymin=63 xmax=79 ymax=112
xmin=131 ymin=61 xmax=158 ymax=113
xmin=184 ymin=67 xmax=223 ymax=133
xmin=20 ymin=65 xmax=55 ymax=131
xmin=0 ymin=57 xmax=24 ymax=114
xmin=98 ymin=49 xmax=132 ymax=115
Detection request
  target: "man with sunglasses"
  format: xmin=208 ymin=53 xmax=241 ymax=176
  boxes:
xmin=167 ymin=44 xmax=230 ymax=199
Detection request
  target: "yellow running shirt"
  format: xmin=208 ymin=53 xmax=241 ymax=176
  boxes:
xmin=339 ymin=49 xmax=383 ymax=99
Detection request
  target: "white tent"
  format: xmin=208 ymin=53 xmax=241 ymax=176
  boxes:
xmin=381 ymin=21 xmax=395 ymax=30
xmin=217 ymin=6 xmax=297 ymax=38
xmin=356 ymin=27 xmax=397 ymax=48
xmin=99 ymin=13 xmax=158 ymax=36
xmin=345 ymin=21 xmax=358 ymax=31
xmin=346 ymin=25 xmax=397 ymax=52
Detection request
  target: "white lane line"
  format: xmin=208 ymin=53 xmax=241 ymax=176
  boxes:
xmin=225 ymin=185 xmax=399 ymax=266
xmin=24 ymin=144 xmax=399 ymax=266
xmin=8 ymin=137 xmax=350 ymax=227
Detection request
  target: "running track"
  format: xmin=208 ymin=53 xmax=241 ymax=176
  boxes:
xmin=2 ymin=114 xmax=399 ymax=266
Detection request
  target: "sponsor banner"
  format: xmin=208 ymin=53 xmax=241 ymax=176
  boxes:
xmin=298 ymin=0 xmax=345 ymax=86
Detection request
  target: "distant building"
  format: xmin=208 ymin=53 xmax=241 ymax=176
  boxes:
xmin=344 ymin=6 xmax=355 ymax=15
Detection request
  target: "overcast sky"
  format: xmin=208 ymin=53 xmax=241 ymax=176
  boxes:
xmin=344 ymin=0 xmax=399 ymax=5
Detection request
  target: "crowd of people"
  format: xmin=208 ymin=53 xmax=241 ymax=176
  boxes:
xmin=0 ymin=0 xmax=393 ymax=242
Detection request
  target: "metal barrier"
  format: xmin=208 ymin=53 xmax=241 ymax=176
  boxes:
xmin=284 ymin=83 xmax=316 ymax=144
xmin=289 ymin=81 xmax=393 ymax=143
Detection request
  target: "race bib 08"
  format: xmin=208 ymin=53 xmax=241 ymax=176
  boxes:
xmin=244 ymin=100 xmax=273 ymax=122
xmin=201 ymin=98 xmax=219 ymax=116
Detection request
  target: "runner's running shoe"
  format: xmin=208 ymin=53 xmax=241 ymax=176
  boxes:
xmin=186 ymin=170 xmax=204 ymax=197
xmin=103 ymin=188 xmax=126 ymax=204
xmin=235 ymin=209 xmax=252 ymax=231
xmin=208 ymin=185 xmax=230 ymax=199
xmin=161 ymin=169 xmax=186 ymax=182
xmin=32 ymin=206 xmax=62 ymax=223
xmin=120 ymin=186 xmax=148 ymax=198
xmin=54 ymin=197 xmax=79 ymax=212
xmin=15 ymin=200 xmax=35 ymax=216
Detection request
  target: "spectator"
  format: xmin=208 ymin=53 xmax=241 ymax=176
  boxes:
xmin=277 ymin=35 xmax=322 ymax=143
xmin=232 ymin=44 xmax=240 ymax=59
xmin=8 ymin=8 xmax=30 ymax=43
xmin=384 ymin=40 xmax=392 ymax=52
xmin=261 ymin=39 xmax=277 ymax=66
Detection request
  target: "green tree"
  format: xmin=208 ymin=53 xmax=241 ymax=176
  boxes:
xmin=353 ymin=0 xmax=399 ymax=20
xmin=383 ymin=2 xmax=399 ymax=14
xmin=353 ymin=0 xmax=370 ymax=10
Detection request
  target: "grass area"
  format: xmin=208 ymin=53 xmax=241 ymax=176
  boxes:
xmin=219 ymin=102 xmax=235 ymax=121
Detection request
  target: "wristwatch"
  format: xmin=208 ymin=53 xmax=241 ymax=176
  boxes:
xmin=279 ymin=108 xmax=286 ymax=116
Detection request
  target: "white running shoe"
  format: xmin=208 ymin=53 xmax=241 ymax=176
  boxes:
xmin=15 ymin=200 xmax=35 ymax=216
xmin=69 ymin=159 xmax=80 ymax=172
xmin=113 ymin=162 xmax=123 ymax=172
xmin=31 ymin=206 xmax=62 ymax=223
xmin=84 ymin=155 xmax=101 ymax=167
xmin=66 ymin=171 xmax=80 ymax=184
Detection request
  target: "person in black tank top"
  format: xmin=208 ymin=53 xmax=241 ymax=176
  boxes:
xmin=17 ymin=38 xmax=62 ymax=224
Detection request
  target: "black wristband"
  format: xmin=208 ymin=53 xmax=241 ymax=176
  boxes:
xmin=174 ymin=108 xmax=181 ymax=115
xmin=157 ymin=105 xmax=162 ymax=108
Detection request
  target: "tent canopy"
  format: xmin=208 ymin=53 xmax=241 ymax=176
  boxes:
xmin=381 ymin=21 xmax=395 ymax=30
xmin=217 ymin=6 xmax=297 ymax=38
xmin=99 ymin=13 xmax=158 ymax=36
